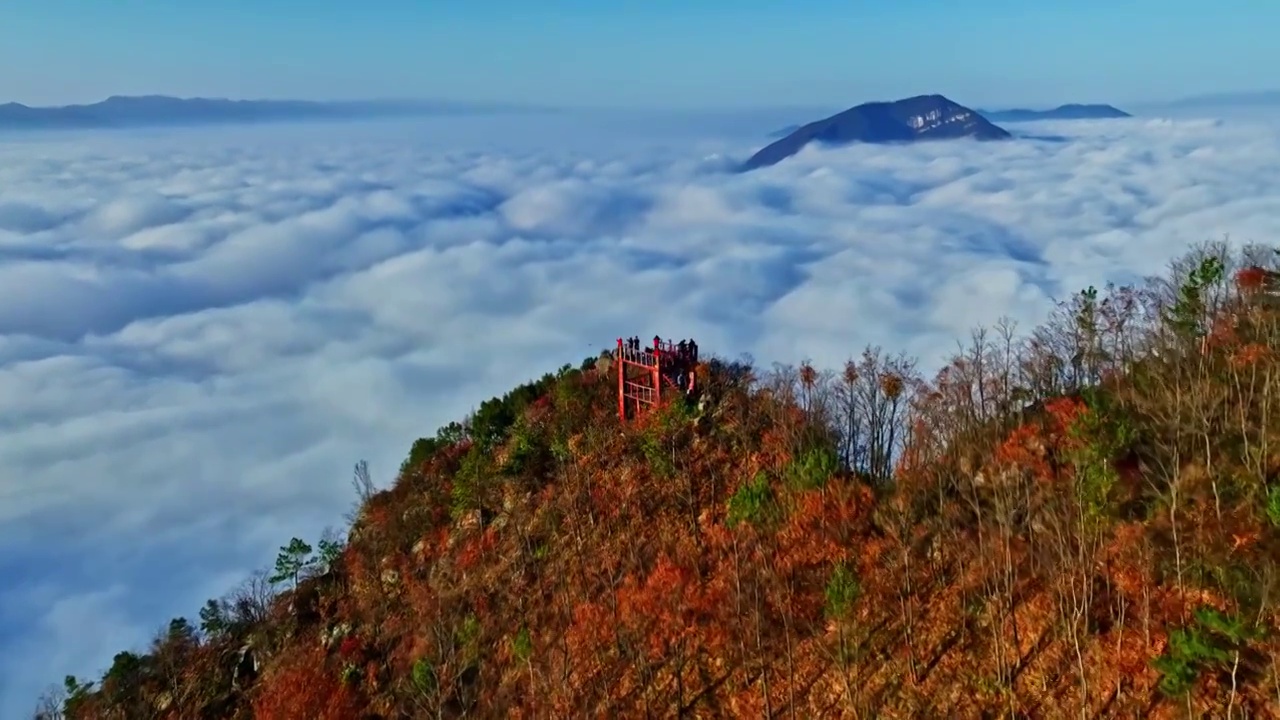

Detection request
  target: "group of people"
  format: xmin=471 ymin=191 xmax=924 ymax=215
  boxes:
xmin=670 ymin=339 xmax=698 ymax=392
xmin=675 ymin=338 xmax=699 ymax=365
xmin=620 ymin=336 xmax=699 ymax=366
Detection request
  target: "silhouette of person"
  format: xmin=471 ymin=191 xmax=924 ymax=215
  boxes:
xmin=678 ymin=339 xmax=688 ymax=360
xmin=690 ymin=340 xmax=698 ymax=363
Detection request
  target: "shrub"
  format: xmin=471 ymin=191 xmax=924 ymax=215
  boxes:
xmin=411 ymin=658 xmax=436 ymax=694
xmin=100 ymin=651 xmax=148 ymax=711
xmin=1152 ymin=606 xmax=1259 ymax=697
xmin=824 ymin=562 xmax=862 ymax=619
xmin=1266 ymin=484 xmax=1280 ymax=529
xmin=638 ymin=398 xmax=696 ymax=478
xmin=510 ymin=626 xmax=533 ymax=663
xmin=1065 ymin=388 xmax=1137 ymax=522
xmin=786 ymin=444 xmax=840 ymax=490
xmin=502 ymin=419 xmax=552 ymax=480
xmin=470 ymin=375 xmax=556 ymax=451
xmin=61 ymin=676 xmax=95 ymax=718
xmin=727 ymin=472 xmax=779 ymax=528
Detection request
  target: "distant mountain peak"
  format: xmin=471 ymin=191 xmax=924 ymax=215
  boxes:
xmin=742 ymin=94 xmax=1009 ymax=171
xmin=978 ymin=103 xmax=1131 ymax=122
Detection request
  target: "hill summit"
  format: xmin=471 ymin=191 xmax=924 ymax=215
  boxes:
xmin=741 ymin=94 xmax=1010 ymax=171
xmin=36 ymin=241 xmax=1280 ymax=719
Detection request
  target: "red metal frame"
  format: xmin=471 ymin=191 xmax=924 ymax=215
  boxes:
xmin=615 ymin=336 xmax=698 ymax=422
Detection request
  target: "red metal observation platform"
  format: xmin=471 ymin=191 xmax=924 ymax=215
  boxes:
xmin=615 ymin=335 xmax=699 ymax=421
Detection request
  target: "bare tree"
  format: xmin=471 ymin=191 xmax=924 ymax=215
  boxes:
xmin=846 ymin=346 xmax=918 ymax=486
xmin=32 ymin=686 xmax=66 ymax=720
xmin=836 ymin=359 xmax=867 ymax=471
xmin=225 ymin=568 xmax=276 ymax=632
xmin=345 ymin=459 xmax=378 ymax=525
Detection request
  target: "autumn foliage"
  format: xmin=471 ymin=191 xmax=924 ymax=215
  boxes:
xmin=41 ymin=241 xmax=1280 ymax=719
xmin=250 ymin=643 xmax=364 ymax=720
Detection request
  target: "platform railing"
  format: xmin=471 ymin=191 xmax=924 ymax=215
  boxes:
xmin=617 ymin=346 xmax=659 ymax=366
xmin=623 ymin=380 xmax=655 ymax=404
xmin=617 ymin=341 xmax=697 ymax=363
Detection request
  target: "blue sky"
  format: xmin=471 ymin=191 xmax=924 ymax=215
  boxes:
xmin=1 ymin=1 xmax=1278 ymax=108
xmin=2 ymin=0 xmax=1280 ymax=107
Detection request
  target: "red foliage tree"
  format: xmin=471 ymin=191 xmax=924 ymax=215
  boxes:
xmin=1235 ymin=265 xmax=1268 ymax=292
xmin=338 ymin=635 xmax=364 ymax=662
xmin=1206 ymin=313 xmax=1240 ymax=350
xmin=1230 ymin=342 xmax=1270 ymax=368
xmin=251 ymin=642 xmax=365 ymax=720
xmin=994 ymin=423 xmax=1053 ymax=480
xmin=456 ymin=527 xmax=500 ymax=571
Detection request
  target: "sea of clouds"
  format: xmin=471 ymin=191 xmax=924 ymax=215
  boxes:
xmin=2 ymin=106 xmax=1280 ymax=713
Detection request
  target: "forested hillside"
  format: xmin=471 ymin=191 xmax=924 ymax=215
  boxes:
xmin=37 ymin=241 xmax=1280 ymax=718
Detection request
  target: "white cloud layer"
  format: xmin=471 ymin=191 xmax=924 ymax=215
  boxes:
xmin=3 ymin=111 xmax=1280 ymax=713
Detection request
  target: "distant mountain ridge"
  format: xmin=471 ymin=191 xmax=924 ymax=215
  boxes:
xmin=1158 ymin=90 xmax=1280 ymax=108
xmin=0 ymin=95 xmax=555 ymax=130
xmin=979 ymin=103 xmax=1131 ymax=122
xmin=743 ymin=94 xmax=1010 ymax=171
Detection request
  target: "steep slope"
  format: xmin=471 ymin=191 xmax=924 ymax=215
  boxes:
xmin=742 ymin=94 xmax=1011 ymax=171
xmin=38 ymin=241 xmax=1280 ymax=719
xmin=980 ymin=103 xmax=1132 ymax=122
